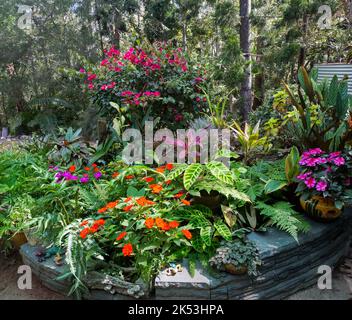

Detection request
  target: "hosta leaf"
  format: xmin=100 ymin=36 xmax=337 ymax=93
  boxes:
xmin=206 ymin=161 xmax=234 ymax=185
xmin=214 ymin=220 xmax=232 ymax=241
xmin=200 ymin=226 xmax=213 ymax=246
xmin=183 ymin=163 xmax=203 ymax=190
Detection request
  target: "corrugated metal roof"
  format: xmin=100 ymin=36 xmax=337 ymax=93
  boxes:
xmin=316 ymin=64 xmax=352 ymax=94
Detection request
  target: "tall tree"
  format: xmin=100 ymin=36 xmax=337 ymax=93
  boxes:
xmin=239 ymin=0 xmax=252 ymax=121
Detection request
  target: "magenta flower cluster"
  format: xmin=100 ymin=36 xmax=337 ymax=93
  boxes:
xmin=49 ymin=165 xmax=103 ymax=184
xmin=297 ymin=149 xmax=347 ymax=192
xmin=299 ymin=149 xmax=345 ymax=167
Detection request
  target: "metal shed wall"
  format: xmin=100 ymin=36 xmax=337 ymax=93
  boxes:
xmin=316 ymin=64 xmax=352 ymax=95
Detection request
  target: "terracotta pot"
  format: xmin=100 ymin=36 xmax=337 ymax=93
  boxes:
xmin=10 ymin=232 xmax=28 ymax=249
xmin=224 ymin=264 xmax=247 ymax=275
xmin=300 ymin=195 xmax=342 ymax=222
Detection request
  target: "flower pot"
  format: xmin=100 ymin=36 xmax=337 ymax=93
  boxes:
xmin=224 ymin=263 xmax=247 ymax=275
xmin=10 ymin=232 xmax=27 ymax=249
xmin=24 ymin=228 xmax=40 ymax=246
xmin=300 ymin=195 xmax=342 ymax=222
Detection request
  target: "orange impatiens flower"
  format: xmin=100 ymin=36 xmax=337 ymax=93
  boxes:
xmin=181 ymin=199 xmax=191 ymax=206
xmin=150 ymin=184 xmax=163 ymax=194
xmin=84 ymin=167 xmax=91 ymax=171
xmin=143 ymin=177 xmax=154 ymax=183
xmin=182 ymin=229 xmax=192 ymax=240
xmin=69 ymin=165 xmax=76 ymax=173
xmin=136 ymin=197 xmax=156 ymax=207
xmin=80 ymin=228 xmax=90 ymax=239
xmin=112 ymin=172 xmax=119 ymax=178
xmin=155 ymin=217 xmax=165 ymax=228
xmin=98 ymin=207 xmax=107 ymax=214
xmin=80 ymin=220 xmax=89 ymax=227
xmin=169 ymin=221 xmax=180 ymax=229
xmin=164 ymin=180 xmax=172 ymax=185
xmin=92 ymin=163 xmax=97 ymax=168
xmin=94 ymin=167 xmax=100 ymax=173
xmin=161 ymin=222 xmax=170 ymax=231
xmin=145 ymin=218 xmax=154 ymax=229
xmin=122 ymin=243 xmax=133 ymax=257
xmin=174 ymin=191 xmax=184 ymax=198
xmin=106 ymin=201 xmax=118 ymax=209
xmin=116 ymin=231 xmax=127 ymax=241
xmin=125 ymin=175 xmax=134 ymax=180
xmin=156 ymin=166 xmax=166 ymax=173
xmin=166 ymin=163 xmax=173 ymax=170
xmin=124 ymin=197 xmax=133 ymax=203
xmin=123 ymin=204 xmax=134 ymax=212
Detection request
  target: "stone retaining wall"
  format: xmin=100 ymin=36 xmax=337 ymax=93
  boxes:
xmin=20 ymin=210 xmax=352 ymax=300
xmin=155 ymin=210 xmax=352 ymax=300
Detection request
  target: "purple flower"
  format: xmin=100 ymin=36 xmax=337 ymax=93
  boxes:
xmin=80 ymin=176 xmax=89 ymax=184
xmin=308 ymin=148 xmax=324 ymax=156
xmin=332 ymin=157 xmax=345 ymax=166
xmin=316 ymin=181 xmax=328 ymax=192
xmin=316 ymin=157 xmax=328 ymax=164
xmin=329 ymin=151 xmax=341 ymax=158
xmin=94 ymin=172 xmax=102 ymax=180
xmin=305 ymin=177 xmax=316 ymax=189
xmin=297 ymin=172 xmax=312 ymax=180
xmin=305 ymin=157 xmax=319 ymax=167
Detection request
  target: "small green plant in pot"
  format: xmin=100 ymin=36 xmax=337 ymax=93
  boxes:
xmin=209 ymin=239 xmax=262 ymax=276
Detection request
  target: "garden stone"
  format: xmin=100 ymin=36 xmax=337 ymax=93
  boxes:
xmin=19 ymin=209 xmax=352 ymax=300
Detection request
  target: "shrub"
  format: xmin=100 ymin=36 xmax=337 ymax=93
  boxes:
xmin=82 ymin=43 xmax=207 ymax=130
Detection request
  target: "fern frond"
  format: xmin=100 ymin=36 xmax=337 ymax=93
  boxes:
xmin=256 ymin=201 xmax=310 ymax=242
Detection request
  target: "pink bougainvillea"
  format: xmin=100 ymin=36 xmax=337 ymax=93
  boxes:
xmin=81 ymin=42 xmax=207 ymax=129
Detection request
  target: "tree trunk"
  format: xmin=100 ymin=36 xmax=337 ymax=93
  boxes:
xmin=239 ymin=0 xmax=252 ymax=122
xmin=182 ymin=21 xmax=187 ymax=52
xmin=252 ymin=36 xmax=264 ymax=110
xmin=298 ymin=14 xmax=309 ymax=68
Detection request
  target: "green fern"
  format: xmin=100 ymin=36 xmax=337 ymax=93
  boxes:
xmin=256 ymin=201 xmax=310 ymax=242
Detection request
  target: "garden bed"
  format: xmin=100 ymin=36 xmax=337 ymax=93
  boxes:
xmin=20 ymin=209 xmax=352 ymax=300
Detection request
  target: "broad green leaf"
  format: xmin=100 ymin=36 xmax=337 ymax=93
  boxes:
xmin=221 ymin=205 xmax=237 ymax=228
xmin=183 ymin=163 xmax=203 ymax=190
xmin=206 ymin=161 xmax=234 ymax=185
xmin=200 ymin=226 xmax=213 ymax=246
xmin=166 ymin=164 xmax=188 ymax=180
xmin=264 ymin=180 xmax=288 ymax=194
xmin=214 ymin=220 xmax=232 ymax=241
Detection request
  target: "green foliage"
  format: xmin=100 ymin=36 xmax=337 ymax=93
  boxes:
xmin=283 ymin=67 xmax=352 ymax=151
xmin=46 ymin=128 xmax=95 ymax=167
xmin=229 ymin=121 xmax=270 ymax=165
xmin=256 ymin=201 xmax=310 ymax=242
xmin=209 ymin=239 xmax=262 ymax=277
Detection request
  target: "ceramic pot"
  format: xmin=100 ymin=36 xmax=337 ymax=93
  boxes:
xmin=300 ymin=195 xmax=342 ymax=222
